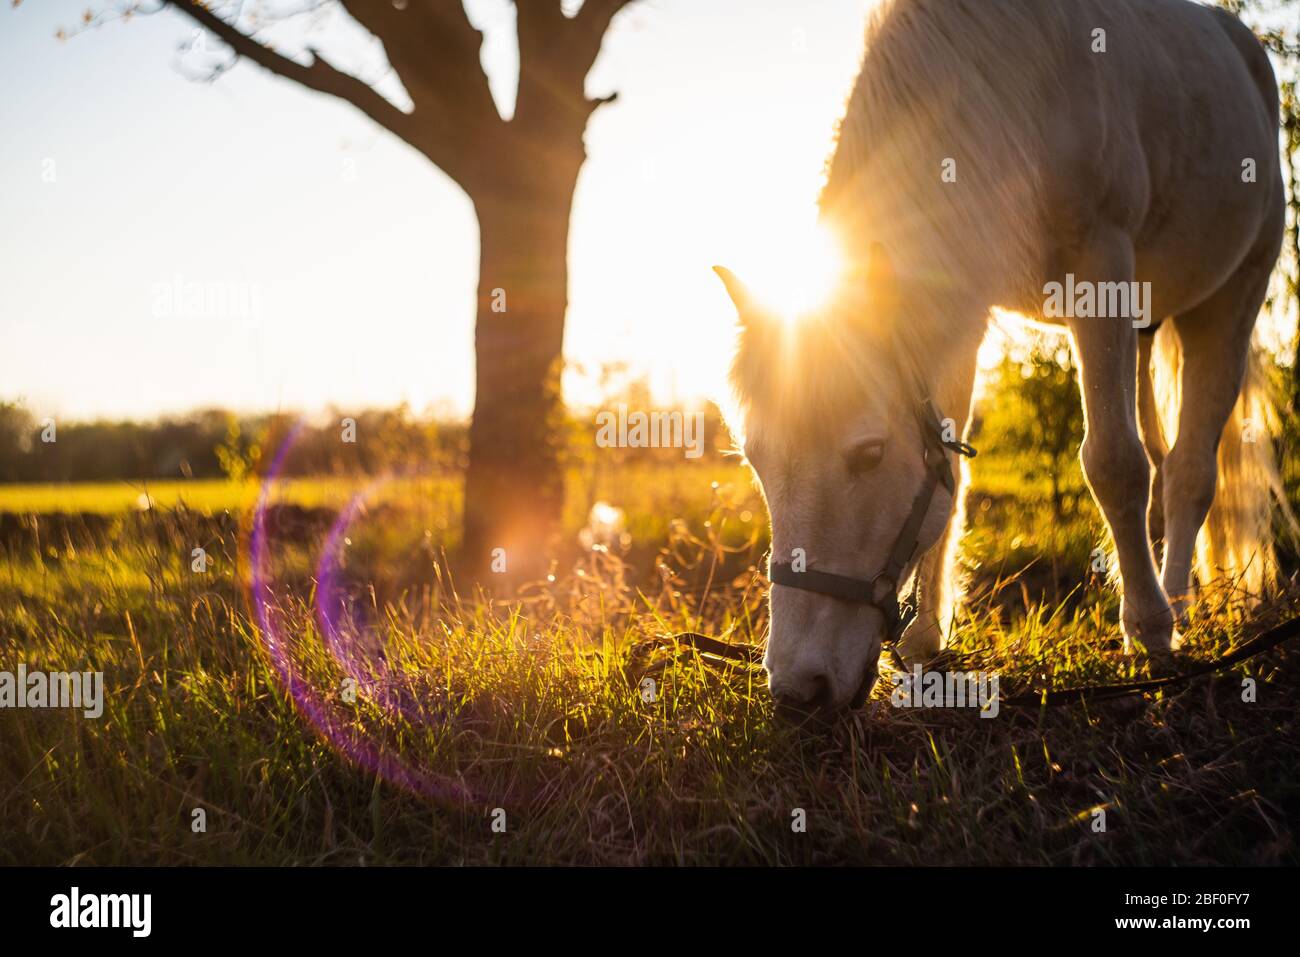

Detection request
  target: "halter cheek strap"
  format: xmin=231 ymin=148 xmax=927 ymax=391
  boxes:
xmin=767 ymin=396 xmax=977 ymax=658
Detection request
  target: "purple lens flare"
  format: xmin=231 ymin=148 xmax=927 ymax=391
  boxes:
xmin=247 ymin=422 xmax=476 ymax=805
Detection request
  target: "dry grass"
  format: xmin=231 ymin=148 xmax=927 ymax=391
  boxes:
xmin=1 ymin=460 xmax=1298 ymax=865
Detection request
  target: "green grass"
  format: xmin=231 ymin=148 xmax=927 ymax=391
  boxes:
xmin=0 ymin=462 xmax=754 ymax=524
xmin=0 ymin=477 xmax=434 ymax=517
xmin=1 ymin=457 xmax=1298 ymax=865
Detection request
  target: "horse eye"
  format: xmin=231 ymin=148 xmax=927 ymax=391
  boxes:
xmin=845 ymin=440 xmax=884 ymax=475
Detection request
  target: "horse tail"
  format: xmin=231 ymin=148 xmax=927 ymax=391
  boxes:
xmin=1151 ymin=324 xmax=1296 ymax=602
xmin=1203 ymin=343 xmax=1297 ymax=600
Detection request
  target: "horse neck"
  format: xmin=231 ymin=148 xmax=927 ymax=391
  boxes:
xmin=889 ymin=286 xmax=988 ymax=424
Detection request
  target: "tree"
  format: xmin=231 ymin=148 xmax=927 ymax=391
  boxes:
xmin=81 ymin=0 xmax=635 ymax=581
xmin=0 ymin=402 xmax=37 ymax=484
xmin=981 ymin=335 xmax=1085 ymax=522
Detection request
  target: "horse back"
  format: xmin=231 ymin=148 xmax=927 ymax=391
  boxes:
xmin=1037 ymin=0 xmax=1282 ymax=318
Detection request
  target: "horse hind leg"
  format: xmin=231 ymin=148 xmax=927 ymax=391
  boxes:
xmin=1159 ymin=249 xmax=1275 ymax=618
xmin=1136 ymin=329 xmax=1170 ymax=554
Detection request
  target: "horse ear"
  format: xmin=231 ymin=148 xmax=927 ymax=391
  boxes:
xmin=713 ymin=265 xmax=757 ymax=319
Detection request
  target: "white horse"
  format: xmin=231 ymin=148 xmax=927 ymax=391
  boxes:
xmin=719 ymin=0 xmax=1290 ymax=714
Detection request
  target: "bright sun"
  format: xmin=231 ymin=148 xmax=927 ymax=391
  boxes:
xmin=730 ymin=220 xmax=845 ymax=323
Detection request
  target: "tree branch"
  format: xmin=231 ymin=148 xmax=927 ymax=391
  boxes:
xmin=166 ymin=1 xmax=408 ymax=133
xmin=341 ymin=1 xmax=501 ymax=126
xmin=164 ymin=0 xmax=477 ymax=188
xmin=575 ymin=0 xmax=634 ymax=50
xmin=514 ymin=0 xmax=633 ymax=131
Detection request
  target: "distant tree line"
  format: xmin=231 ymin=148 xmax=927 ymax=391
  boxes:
xmin=0 ymin=399 xmax=731 ymax=485
xmin=0 ymin=403 xmax=461 ymax=483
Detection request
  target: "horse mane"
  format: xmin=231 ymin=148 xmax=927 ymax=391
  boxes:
xmin=731 ymin=0 xmax=1092 ymax=437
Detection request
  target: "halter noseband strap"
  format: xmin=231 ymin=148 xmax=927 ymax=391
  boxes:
xmin=767 ymin=394 xmax=977 ymax=656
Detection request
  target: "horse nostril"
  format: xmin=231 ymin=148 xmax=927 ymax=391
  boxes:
xmin=772 ymin=672 xmax=834 ymax=713
xmin=806 ymin=674 xmax=833 ymax=710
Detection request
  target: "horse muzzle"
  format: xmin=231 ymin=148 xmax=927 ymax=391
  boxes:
xmin=770 ymin=659 xmax=879 ymax=725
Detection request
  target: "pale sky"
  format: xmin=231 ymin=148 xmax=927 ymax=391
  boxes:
xmin=0 ymin=0 xmax=872 ymax=422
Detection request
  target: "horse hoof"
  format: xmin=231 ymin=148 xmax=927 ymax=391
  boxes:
xmin=1122 ymin=630 xmax=1180 ymax=676
xmin=1144 ymin=645 xmax=1179 ymax=677
xmin=1169 ymin=627 xmax=1185 ymax=653
xmin=1168 ymin=597 xmax=1193 ymax=632
xmin=1121 ymin=604 xmax=1175 ymax=657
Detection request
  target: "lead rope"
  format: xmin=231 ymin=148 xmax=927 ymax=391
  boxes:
xmin=636 ymin=612 xmax=1300 ymax=709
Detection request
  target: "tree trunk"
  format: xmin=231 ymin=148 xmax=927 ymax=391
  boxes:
xmin=462 ymin=157 xmax=583 ymax=585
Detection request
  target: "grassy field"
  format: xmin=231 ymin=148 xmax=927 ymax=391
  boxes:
xmin=1 ymin=455 xmax=1298 ymax=865
xmin=0 ymin=477 xmax=358 ymax=515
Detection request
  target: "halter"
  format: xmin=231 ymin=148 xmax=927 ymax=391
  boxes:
xmin=767 ymin=392 xmax=976 ymax=665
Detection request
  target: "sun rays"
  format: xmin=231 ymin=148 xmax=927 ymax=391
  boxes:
xmin=727 ymin=220 xmax=846 ymax=324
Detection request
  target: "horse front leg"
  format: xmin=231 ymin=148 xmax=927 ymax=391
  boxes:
xmin=897 ymin=339 xmax=981 ymax=667
xmin=1064 ymin=229 xmax=1174 ymax=660
xmin=897 ymin=479 xmax=968 ymax=666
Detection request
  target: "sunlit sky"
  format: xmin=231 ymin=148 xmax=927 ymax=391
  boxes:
xmin=0 ymin=0 xmax=876 ymax=422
